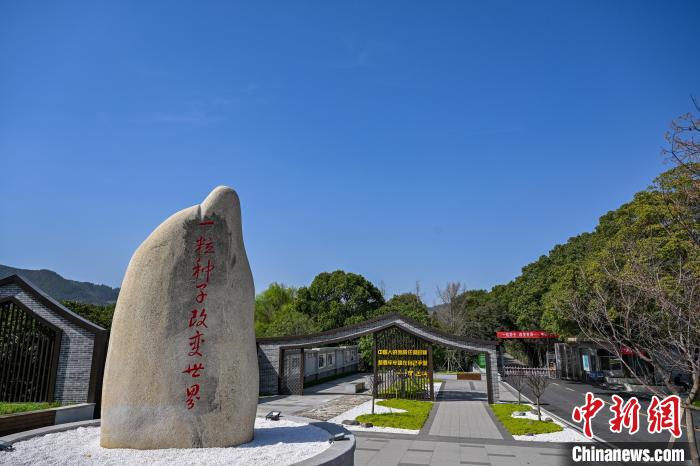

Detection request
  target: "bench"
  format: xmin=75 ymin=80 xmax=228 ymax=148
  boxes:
xmin=342 ymin=381 xmax=366 ymax=393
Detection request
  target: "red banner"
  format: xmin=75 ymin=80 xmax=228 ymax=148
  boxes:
xmin=620 ymin=346 xmax=646 ymax=356
xmin=496 ymin=330 xmax=559 ymax=339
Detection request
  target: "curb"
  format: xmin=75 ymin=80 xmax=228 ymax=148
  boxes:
xmin=499 ymin=380 xmax=615 ymax=447
xmin=1 ymin=419 xmax=100 ymax=444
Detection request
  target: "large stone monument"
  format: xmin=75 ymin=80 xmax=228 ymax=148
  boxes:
xmin=101 ymin=186 xmax=259 ymax=449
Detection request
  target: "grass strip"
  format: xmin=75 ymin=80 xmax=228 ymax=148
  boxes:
xmin=356 ymin=399 xmax=433 ymax=430
xmin=490 ymin=403 xmax=563 ymax=435
xmin=0 ymin=402 xmax=61 ymax=415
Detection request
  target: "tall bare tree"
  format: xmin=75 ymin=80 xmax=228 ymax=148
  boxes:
xmin=437 ymin=282 xmax=466 ymax=372
xmin=436 ymin=282 xmax=464 ymax=334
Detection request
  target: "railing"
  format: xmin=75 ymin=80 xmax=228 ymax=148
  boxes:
xmin=502 ymin=365 xmax=556 ymax=378
xmin=0 ymin=300 xmax=62 ymax=402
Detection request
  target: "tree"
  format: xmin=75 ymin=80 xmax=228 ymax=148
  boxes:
xmin=374 ymin=293 xmax=430 ymax=325
xmin=358 ymin=292 xmax=432 ymax=366
xmin=254 ymin=283 xmax=297 ymax=336
xmin=436 ymin=282 xmax=464 ymax=334
xmin=458 ymin=290 xmax=510 ymax=341
xmin=526 ymin=372 xmax=551 ymax=421
xmin=62 ymin=300 xmax=115 ymax=330
xmin=435 ymin=282 xmax=467 ymax=372
xmin=264 ymin=307 xmax=317 ymax=337
xmin=365 ymin=373 xmax=383 ymax=415
xmin=505 ymin=367 xmax=526 ymax=405
xmin=661 ymin=98 xmax=700 ymax=251
xmin=571 ymin=105 xmax=700 ymax=465
xmin=293 ymin=270 xmax=385 ymax=331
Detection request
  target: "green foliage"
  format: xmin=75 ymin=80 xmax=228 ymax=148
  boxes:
xmin=264 ymin=306 xmax=317 ymax=337
xmin=356 ymin=399 xmax=433 ymax=430
xmin=61 ymin=300 xmax=115 ymax=330
xmin=357 ymin=292 xmax=434 ymax=365
xmin=0 ymin=402 xmax=61 ymax=414
xmin=255 ymin=283 xmax=297 ymax=336
xmin=483 ymin=166 xmax=699 ymax=342
xmin=293 ymin=270 xmax=385 ymax=331
xmin=358 ymin=335 xmax=374 ymax=368
xmin=458 ymin=289 xmax=511 ymax=340
xmin=374 ymin=293 xmax=430 ymax=325
xmin=490 ymin=403 xmax=563 ymax=435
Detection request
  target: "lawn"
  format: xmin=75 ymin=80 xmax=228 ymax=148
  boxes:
xmin=490 ymin=403 xmax=563 ymax=435
xmin=356 ymin=399 xmax=433 ymax=430
xmin=0 ymin=402 xmax=61 ymax=415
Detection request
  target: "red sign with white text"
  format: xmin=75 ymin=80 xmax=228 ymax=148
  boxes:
xmin=496 ymin=330 xmax=559 ymax=339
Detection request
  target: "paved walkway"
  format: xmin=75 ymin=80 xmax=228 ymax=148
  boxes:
xmin=256 ymin=373 xmax=367 ymax=418
xmin=353 ymin=379 xmax=572 ymax=466
xmin=354 ymin=436 xmax=570 ymax=466
xmin=256 ymin=375 xmax=576 ymax=465
xmin=428 ymin=380 xmax=502 ymax=439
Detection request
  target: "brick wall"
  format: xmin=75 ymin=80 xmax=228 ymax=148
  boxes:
xmin=0 ymin=283 xmax=96 ymax=403
xmin=257 ymin=344 xmax=279 ymax=395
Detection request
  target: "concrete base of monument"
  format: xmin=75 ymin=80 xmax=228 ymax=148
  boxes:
xmin=0 ymin=416 xmax=354 ymax=466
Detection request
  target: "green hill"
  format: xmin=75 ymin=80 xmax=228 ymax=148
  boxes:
xmin=0 ymin=264 xmax=119 ymax=305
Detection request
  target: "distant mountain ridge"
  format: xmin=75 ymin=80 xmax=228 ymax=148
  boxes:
xmin=0 ymin=264 xmax=119 ymax=305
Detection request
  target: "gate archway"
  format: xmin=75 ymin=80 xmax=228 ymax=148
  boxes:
xmin=257 ymin=312 xmax=501 ymax=403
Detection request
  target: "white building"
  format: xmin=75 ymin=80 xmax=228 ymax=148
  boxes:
xmin=303 ymin=345 xmax=359 ymax=383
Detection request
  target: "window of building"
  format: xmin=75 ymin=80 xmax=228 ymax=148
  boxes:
xmin=318 ymin=354 xmax=325 ymax=369
xmin=327 ymin=353 xmax=334 ymax=366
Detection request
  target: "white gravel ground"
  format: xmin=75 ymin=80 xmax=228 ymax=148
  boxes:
xmin=3 ymin=418 xmax=331 ymax=465
xmin=326 ymin=383 xmax=443 ymax=435
xmin=510 ymin=405 xmax=592 ymax=443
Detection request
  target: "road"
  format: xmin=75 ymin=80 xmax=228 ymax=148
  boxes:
xmin=507 ymin=376 xmax=699 ymax=449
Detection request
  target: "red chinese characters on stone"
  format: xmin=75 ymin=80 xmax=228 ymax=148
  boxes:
xmin=572 ymin=392 xmax=605 ymax=439
xmin=196 ymin=236 xmax=215 ymax=255
xmin=195 ymin=283 xmax=208 ymax=304
xmin=189 ymin=308 xmax=208 ymax=328
xmin=192 ymin=257 xmax=214 ymax=283
xmin=188 ymin=330 xmax=205 ymax=357
xmin=184 ymin=220 xmax=215 ymax=409
xmin=185 ymin=383 xmax=201 ymax=410
xmin=647 ymin=395 xmax=682 ymax=438
xmin=609 ymin=395 xmax=640 ymax=435
xmin=183 ymin=362 xmax=205 ymax=378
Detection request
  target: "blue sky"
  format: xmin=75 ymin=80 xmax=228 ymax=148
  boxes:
xmin=1 ymin=1 xmax=698 ymax=304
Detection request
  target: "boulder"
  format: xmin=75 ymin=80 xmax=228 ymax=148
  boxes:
xmin=101 ymin=186 xmax=258 ymax=449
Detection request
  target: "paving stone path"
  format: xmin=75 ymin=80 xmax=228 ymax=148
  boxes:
xmin=353 ymin=380 xmax=573 ymax=466
xmin=296 ymin=394 xmax=371 ymax=421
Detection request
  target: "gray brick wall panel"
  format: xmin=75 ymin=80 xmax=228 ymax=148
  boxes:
xmin=0 ymin=283 xmax=96 ymax=403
